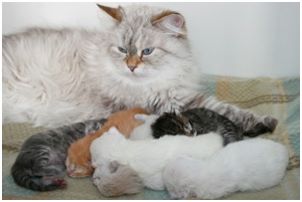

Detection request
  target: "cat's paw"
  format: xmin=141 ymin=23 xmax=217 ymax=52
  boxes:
xmin=243 ymin=116 xmax=278 ymax=137
xmin=66 ymin=157 xmax=93 ymax=178
xmin=67 ymin=164 xmax=93 ymax=178
xmin=42 ymin=176 xmax=67 ymax=190
xmin=263 ymin=115 xmax=278 ymax=133
xmin=52 ymin=178 xmax=67 ymax=188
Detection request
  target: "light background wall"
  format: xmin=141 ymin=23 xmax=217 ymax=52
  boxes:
xmin=2 ymin=2 xmax=300 ymax=78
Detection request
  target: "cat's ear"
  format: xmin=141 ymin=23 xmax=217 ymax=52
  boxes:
xmin=181 ymin=115 xmax=190 ymax=124
xmin=97 ymin=4 xmax=123 ymax=22
xmin=151 ymin=11 xmax=186 ymax=37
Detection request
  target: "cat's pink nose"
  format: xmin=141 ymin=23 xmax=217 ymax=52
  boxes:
xmin=125 ymin=55 xmax=141 ymax=72
xmin=128 ymin=65 xmax=137 ymax=72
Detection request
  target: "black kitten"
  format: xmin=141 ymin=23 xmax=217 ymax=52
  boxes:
xmin=11 ymin=119 xmax=106 ymax=191
xmin=151 ymin=108 xmax=266 ymax=145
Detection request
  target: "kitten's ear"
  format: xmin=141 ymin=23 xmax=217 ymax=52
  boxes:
xmin=151 ymin=11 xmax=186 ymax=37
xmin=181 ymin=115 xmax=189 ymax=124
xmin=97 ymin=4 xmax=123 ymax=22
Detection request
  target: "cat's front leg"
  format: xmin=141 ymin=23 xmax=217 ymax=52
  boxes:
xmin=152 ymin=87 xmax=189 ymax=115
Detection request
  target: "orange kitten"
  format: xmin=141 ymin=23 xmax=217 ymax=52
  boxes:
xmin=66 ymin=108 xmax=148 ymax=177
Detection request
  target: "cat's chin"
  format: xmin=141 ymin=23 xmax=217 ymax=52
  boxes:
xmin=118 ymin=68 xmax=159 ymax=83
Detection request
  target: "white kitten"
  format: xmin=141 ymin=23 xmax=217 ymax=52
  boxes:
xmin=90 ymin=127 xmax=223 ymax=195
xmin=163 ymin=138 xmax=289 ymax=199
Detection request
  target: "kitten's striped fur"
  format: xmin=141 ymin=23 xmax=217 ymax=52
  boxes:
xmin=11 ymin=119 xmax=106 ymax=191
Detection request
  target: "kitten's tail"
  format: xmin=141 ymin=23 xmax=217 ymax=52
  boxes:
xmin=11 ymin=166 xmax=66 ymax=191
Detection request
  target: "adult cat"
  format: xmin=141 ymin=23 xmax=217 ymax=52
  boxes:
xmin=2 ymin=4 xmax=277 ymax=136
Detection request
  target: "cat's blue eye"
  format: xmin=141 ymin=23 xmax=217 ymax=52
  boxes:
xmin=118 ymin=47 xmax=127 ymax=54
xmin=142 ymin=48 xmax=155 ymax=55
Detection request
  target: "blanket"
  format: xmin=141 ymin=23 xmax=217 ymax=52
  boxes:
xmin=2 ymin=75 xmax=300 ymax=200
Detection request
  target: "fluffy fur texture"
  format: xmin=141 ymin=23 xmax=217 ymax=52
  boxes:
xmin=151 ymin=107 xmax=270 ymax=145
xmin=11 ymin=119 xmax=105 ymax=191
xmin=3 ymin=4 xmax=277 ymax=137
xmin=163 ymin=138 xmax=289 ymax=199
xmin=90 ymin=127 xmax=223 ymax=196
xmin=129 ymin=114 xmax=159 ymax=140
xmin=3 ymin=5 xmax=200 ymax=128
xmin=66 ymin=108 xmax=147 ymax=177
xmin=92 ymin=159 xmax=144 ymax=197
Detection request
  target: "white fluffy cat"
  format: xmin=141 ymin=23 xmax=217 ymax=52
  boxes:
xmin=90 ymin=127 xmax=223 ymax=195
xmin=3 ymin=4 xmax=277 ymax=136
xmin=163 ymin=138 xmax=289 ymax=199
xmin=3 ymin=5 xmax=200 ymax=127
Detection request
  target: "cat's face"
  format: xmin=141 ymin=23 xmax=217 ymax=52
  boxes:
xmin=152 ymin=112 xmax=195 ymax=136
xmin=100 ymin=5 xmax=192 ymax=83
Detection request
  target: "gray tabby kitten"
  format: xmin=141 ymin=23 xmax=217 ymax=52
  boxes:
xmin=151 ymin=108 xmax=269 ymax=145
xmin=3 ymin=4 xmax=277 ymax=136
xmin=11 ymin=119 xmax=106 ymax=191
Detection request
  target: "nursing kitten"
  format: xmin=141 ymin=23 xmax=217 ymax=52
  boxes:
xmin=91 ymin=127 xmax=223 ymax=195
xmin=11 ymin=119 xmax=105 ymax=191
xmin=3 ymin=4 xmax=277 ymax=139
xmin=66 ymin=108 xmax=148 ymax=177
xmin=163 ymin=139 xmax=289 ymax=199
xmin=151 ymin=107 xmax=268 ymax=145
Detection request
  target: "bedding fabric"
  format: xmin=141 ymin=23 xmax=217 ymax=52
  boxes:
xmin=2 ymin=75 xmax=300 ymax=200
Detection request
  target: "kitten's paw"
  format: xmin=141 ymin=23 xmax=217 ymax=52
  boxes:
xmin=52 ymin=178 xmax=67 ymax=188
xmin=243 ymin=116 xmax=279 ymax=137
xmin=66 ymin=160 xmax=93 ymax=178
xmin=263 ymin=115 xmax=278 ymax=133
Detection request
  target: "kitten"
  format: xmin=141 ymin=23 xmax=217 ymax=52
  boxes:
xmin=66 ymin=107 xmax=148 ymax=177
xmin=3 ymin=4 xmax=277 ymax=138
xmin=151 ymin=107 xmax=268 ymax=145
xmin=11 ymin=119 xmax=105 ymax=191
xmin=90 ymin=127 xmax=223 ymax=195
xmin=163 ymin=139 xmax=289 ymax=199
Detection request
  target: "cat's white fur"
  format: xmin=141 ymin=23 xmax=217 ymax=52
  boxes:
xmin=3 ymin=5 xmax=202 ymax=128
xmin=90 ymin=127 xmax=223 ymax=193
xmin=129 ymin=114 xmax=159 ymax=140
xmin=163 ymin=138 xmax=289 ymax=199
